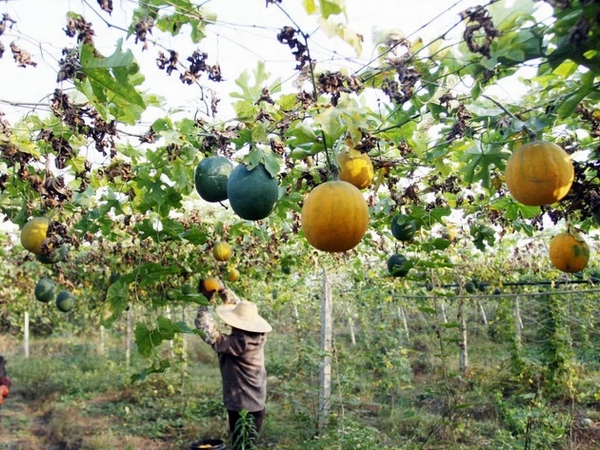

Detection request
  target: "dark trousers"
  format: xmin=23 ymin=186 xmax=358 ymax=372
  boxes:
xmin=227 ymin=409 xmax=265 ymax=449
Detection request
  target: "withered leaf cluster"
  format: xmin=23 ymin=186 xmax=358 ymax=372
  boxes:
xmin=382 ymin=54 xmax=421 ymax=105
xmin=36 ymin=129 xmax=74 ymax=170
xmin=577 ymin=105 xmax=600 ymax=138
xmin=97 ymin=0 xmax=113 ymax=15
xmin=180 ymin=50 xmax=222 ymax=84
xmin=57 ymin=47 xmax=83 ymax=82
xmin=277 ymin=26 xmax=309 ymax=70
xmin=156 ymin=50 xmax=179 ymax=75
xmin=446 ymin=103 xmax=473 ymax=143
xmin=99 ymin=159 xmax=135 ymax=183
xmin=64 ymin=15 xmax=95 ymax=47
xmin=317 ymin=71 xmax=363 ymax=106
xmin=134 ymin=16 xmax=154 ymax=51
xmin=10 ymin=42 xmax=37 ymax=68
xmin=40 ymin=176 xmax=74 ymax=210
xmin=51 ymin=89 xmax=117 ymax=158
xmin=0 ymin=14 xmax=16 ymax=61
xmin=460 ymin=6 xmax=500 ymax=58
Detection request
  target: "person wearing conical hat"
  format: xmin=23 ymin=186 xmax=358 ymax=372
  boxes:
xmin=195 ymin=279 xmax=272 ymax=450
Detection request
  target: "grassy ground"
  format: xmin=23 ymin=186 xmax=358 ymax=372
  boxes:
xmin=1 ymin=319 xmax=600 ymax=449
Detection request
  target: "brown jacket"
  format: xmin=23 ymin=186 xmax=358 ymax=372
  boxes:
xmin=213 ymin=329 xmax=267 ymax=412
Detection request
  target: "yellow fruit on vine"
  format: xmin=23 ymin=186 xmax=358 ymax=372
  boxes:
xmin=20 ymin=217 xmax=50 ymax=254
xmin=227 ymin=268 xmax=240 ymax=282
xmin=549 ymin=229 xmax=590 ymax=273
xmin=337 ymin=149 xmax=374 ymax=190
xmin=301 ymin=180 xmax=369 ymax=252
xmin=213 ymin=242 xmax=232 ymax=261
xmin=505 ymin=141 xmax=574 ymax=206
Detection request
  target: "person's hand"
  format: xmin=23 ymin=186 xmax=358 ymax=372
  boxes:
xmin=0 ymin=385 xmax=9 ymax=399
xmin=220 ymin=288 xmax=241 ymax=305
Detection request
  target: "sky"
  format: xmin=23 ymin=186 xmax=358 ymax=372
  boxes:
xmin=0 ymin=0 xmax=501 ymax=125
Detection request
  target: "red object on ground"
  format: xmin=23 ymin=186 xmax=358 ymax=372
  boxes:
xmin=0 ymin=376 xmax=11 ymax=389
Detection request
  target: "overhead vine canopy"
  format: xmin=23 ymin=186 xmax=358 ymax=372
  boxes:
xmin=1 ymin=0 xmax=599 ymax=366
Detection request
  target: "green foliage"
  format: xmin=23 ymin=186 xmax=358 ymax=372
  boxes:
xmin=232 ymin=409 xmax=259 ymax=450
xmin=495 ymin=392 xmax=571 ymax=449
xmin=77 ymin=39 xmax=146 ymax=124
xmin=313 ymin=421 xmax=390 ymax=449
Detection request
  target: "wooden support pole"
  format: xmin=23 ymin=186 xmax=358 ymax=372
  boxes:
xmin=126 ymin=305 xmax=132 ymax=368
xmin=99 ymin=325 xmax=105 ymax=355
xmin=439 ymin=300 xmax=448 ymax=324
xmin=514 ymin=296 xmax=523 ymax=342
xmin=458 ymin=298 xmax=468 ymax=374
xmin=399 ymin=306 xmax=410 ymax=341
xmin=318 ymin=269 xmax=332 ymax=432
xmin=24 ymin=311 xmax=29 ymax=359
xmin=478 ymin=301 xmax=488 ymax=325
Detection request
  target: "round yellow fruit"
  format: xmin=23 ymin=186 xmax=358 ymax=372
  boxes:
xmin=505 ymin=141 xmax=574 ymax=206
xmin=213 ymin=242 xmax=232 ymax=262
xmin=549 ymin=230 xmax=590 ymax=273
xmin=203 ymin=277 xmax=222 ymax=293
xmin=20 ymin=217 xmax=50 ymax=254
xmin=337 ymin=149 xmax=374 ymax=190
xmin=301 ymin=180 xmax=369 ymax=252
xmin=227 ymin=268 xmax=240 ymax=282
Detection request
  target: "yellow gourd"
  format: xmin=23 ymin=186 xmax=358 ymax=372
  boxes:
xmin=203 ymin=277 xmax=222 ymax=293
xmin=213 ymin=242 xmax=232 ymax=261
xmin=505 ymin=141 xmax=574 ymax=206
xmin=549 ymin=229 xmax=590 ymax=273
xmin=20 ymin=217 xmax=50 ymax=254
xmin=337 ymin=149 xmax=374 ymax=190
xmin=227 ymin=268 xmax=240 ymax=282
xmin=301 ymin=180 xmax=369 ymax=252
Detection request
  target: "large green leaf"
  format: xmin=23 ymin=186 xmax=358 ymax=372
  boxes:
xmin=460 ymin=143 xmax=508 ymax=189
xmin=101 ymin=280 xmax=130 ymax=327
xmin=556 ymin=71 xmax=596 ymax=119
xmin=77 ymin=39 xmax=146 ymax=124
xmin=135 ymin=316 xmax=196 ymax=358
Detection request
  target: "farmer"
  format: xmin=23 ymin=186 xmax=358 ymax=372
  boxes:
xmin=195 ymin=279 xmax=272 ymax=449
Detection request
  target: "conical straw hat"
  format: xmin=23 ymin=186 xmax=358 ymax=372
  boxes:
xmin=216 ymin=301 xmax=272 ymax=333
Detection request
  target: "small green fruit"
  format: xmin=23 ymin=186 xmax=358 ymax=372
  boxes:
xmin=465 ymin=282 xmax=476 ymax=294
xmin=227 ymin=163 xmax=279 ymax=221
xmin=36 ymin=245 xmax=68 ymax=264
xmin=391 ymin=214 xmax=417 ymax=242
xmin=34 ymin=278 xmax=56 ymax=303
xmin=194 ymin=156 xmax=233 ymax=203
xmin=387 ymin=254 xmax=411 ymax=277
xmin=56 ymin=291 xmax=75 ymax=312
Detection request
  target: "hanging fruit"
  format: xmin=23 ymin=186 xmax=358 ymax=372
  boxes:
xmin=505 ymin=141 xmax=574 ymax=206
xmin=213 ymin=241 xmax=232 ymax=262
xmin=301 ymin=180 xmax=369 ymax=252
xmin=549 ymin=227 xmax=590 ymax=273
xmin=337 ymin=149 xmax=374 ymax=190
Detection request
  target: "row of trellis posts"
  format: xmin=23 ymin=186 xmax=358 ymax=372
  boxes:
xmin=316 ymin=273 xmax=600 ymax=431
